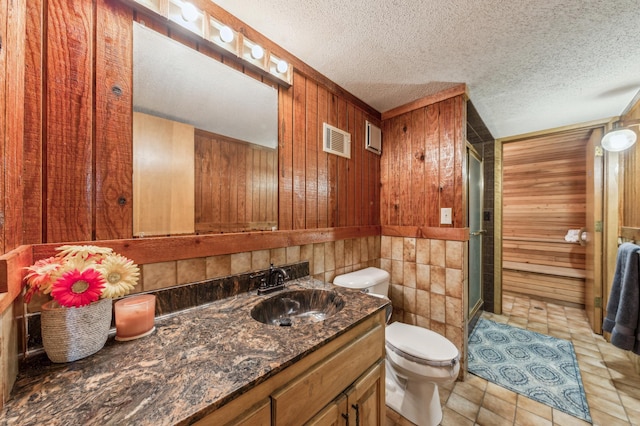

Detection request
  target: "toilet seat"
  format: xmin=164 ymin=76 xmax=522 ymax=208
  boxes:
xmin=385 ymin=322 xmax=459 ymax=367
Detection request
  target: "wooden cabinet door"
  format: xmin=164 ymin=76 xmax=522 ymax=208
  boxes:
xmin=346 ymin=361 xmax=385 ymax=426
xmin=306 ymin=394 xmax=348 ymax=426
xmin=194 ymin=399 xmax=270 ymax=426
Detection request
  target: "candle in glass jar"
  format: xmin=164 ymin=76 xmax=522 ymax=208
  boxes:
xmin=114 ymin=294 xmax=156 ymax=341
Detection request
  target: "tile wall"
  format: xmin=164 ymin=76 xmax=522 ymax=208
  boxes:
xmin=139 ymin=236 xmax=381 ymax=292
xmin=380 ymin=236 xmax=467 ymax=372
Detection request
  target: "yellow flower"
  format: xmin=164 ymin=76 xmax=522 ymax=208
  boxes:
xmin=95 ymin=254 xmax=140 ymax=299
xmin=56 ymin=245 xmax=114 ymax=261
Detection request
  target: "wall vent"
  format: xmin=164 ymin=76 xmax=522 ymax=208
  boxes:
xmin=323 ymin=123 xmax=351 ymax=158
xmin=365 ymin=121 xmax=382 ymax=155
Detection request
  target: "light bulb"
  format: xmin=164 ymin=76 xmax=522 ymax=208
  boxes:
xmin=219 ymin=26 xmax=234 ymax=43
xmin=181 ymin=2 xmax=198 ymax=22
xmin=276 ymin=60 xmax=288 ymax=74
xmin=251 ymin=45 xmax=264 ymax=60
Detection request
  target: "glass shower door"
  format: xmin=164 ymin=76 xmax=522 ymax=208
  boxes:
xmin=468 ymin=148 xmax=484 ymax=318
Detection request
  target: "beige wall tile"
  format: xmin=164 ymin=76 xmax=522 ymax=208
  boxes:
xmin=416 ymin=264 xmax=431 ymax=292
xmin=416 ymin=238 xmax=430 ymax=264
xmin=446 ymin=296 xmax=463 ymax=327
xmin=391 ymin=309 xmax=403 ymax=323
xmin=430 ymin=320 xmax=446 ymax=336
xmin=403 ymin=287 xmax=417 ymax=314
xmin=360 ymin=238 xmax=369 ymax=262
xmin=177 ymin=258 xmax=206 ymax=285
xmin=230 ymin=252 xmax=251 ymax=275
xmin=431 ymin=266 xmax=446 ymax=295
xmin=416 ymin=289 xmax=430 ymax=318
xmin=352 ymin=238 xmax=361 ymax=265
xmin=403 ymin=312 xmax=417 ymax=325
xmin=142 ymin=261 xmax=177 ymax=291
xmin=446 ymin=240 xmax=463 ymax=269
xmin=313 ymin=243 xmax=325 ymax=275
xmin=431 ymin=293 xmax=446 ymax=323
xmin=446 ymin=268 xmax=463 ymax=298
xmin=270 ymin=247 xmax=287 ymax=266
xmin=251 ymin=250 xmax=270 ymax=270
xmin=206 ymin=255 xmax=231 ymax=279
xmin=381 ymin=236 xmax=392 ymax=259
xmin=415 ymin=315 xmax=431 ymax=329
xmin=403 ymin=262 xmax=416 ymax=288
xmin=430 ymin=239 xmax=446 ymax=267
xmin=368 ymin=236 xmax=376 ymax=261
xmin=391 ymin=237 xmax=403 ymax=260
xmin=403 ymin=237 xmax=416 ymax=262
xmin=380 ymin=258 xmax=392 ymax=274
xmin=391 ymin=260 xmax=403 ymax=284
xmin=324 ymin=241 xmax=336 ymax=272
xmin=285 ymin=246 xmax=301 ymax=264
xmin=391 ymin=284 xmax=404 ymax=310
xmin=374 ymin=236 xmax=381 ymax=260
xmin=335 ymin=240 xmax=345 ymax=268
xmin=344 ymin=239 xmax=353 ymax=266
xmin=300 ymin=244 xmax=314 ymax=273
xmin=446 ymin=323 xmax=464 ymax=351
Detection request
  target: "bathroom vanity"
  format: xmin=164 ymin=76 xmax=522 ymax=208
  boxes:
xmin=1 ymin=278 xmax=387 ymax=425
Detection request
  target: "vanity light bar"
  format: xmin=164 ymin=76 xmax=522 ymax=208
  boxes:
xmin=125 ymin=0 xmax=293 ymax=86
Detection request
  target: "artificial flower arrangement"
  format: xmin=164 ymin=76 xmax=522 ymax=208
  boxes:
xmin=24 ymin=245 xmax=140 ymax=308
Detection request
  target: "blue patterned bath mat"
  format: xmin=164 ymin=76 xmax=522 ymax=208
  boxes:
xmin=468 ymin=319 xmax=591 ymax=422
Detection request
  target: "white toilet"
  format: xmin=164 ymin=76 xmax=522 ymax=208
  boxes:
xmin=333 ymin=267 xmax=460 ymax=426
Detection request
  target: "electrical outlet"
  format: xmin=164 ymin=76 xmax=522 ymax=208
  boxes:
xmin=440 ymin=208 xmax=452 ymax=225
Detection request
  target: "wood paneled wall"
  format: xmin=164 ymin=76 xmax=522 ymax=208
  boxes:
xmin=502 ymin=131 xmax=589 ymax=306
xmin=1 ymin=0 xmax=26 ymax=255
xmin=380 ymin=94 xmax=466 ymax=231
xmin=19 ymin=0 xmax=381 ymax=246
xmin=195 ymin=130 xmax=277 ymax=233
xmin=621 ymin=99 xmax=640 ymax=231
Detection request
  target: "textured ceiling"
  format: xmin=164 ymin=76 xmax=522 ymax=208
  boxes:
xmin=211 ymin=0 xmax=640 ymax=139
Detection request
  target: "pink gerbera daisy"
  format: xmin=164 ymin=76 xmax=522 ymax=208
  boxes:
xmin=50 ymin=269 xmax=106 ymax=308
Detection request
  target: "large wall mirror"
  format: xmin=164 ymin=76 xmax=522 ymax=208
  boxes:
xmin=132 ymin=22 xmax=278 ymax=236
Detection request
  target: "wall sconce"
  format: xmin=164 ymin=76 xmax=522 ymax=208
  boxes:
xmin=601 ymin=119 xmax=640 ymax=152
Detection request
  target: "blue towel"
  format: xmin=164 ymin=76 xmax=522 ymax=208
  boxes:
xmin=603 ymin=243 xmax=640 ymax=354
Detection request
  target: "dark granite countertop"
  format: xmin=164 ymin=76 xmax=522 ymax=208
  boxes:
xmin=1 ymin=278 xmax=387 ymax=425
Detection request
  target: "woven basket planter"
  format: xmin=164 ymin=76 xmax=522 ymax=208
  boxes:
xmin=40 ymin=298 xmax=113 ymax=363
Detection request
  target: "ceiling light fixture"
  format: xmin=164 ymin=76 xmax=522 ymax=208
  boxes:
xmin=601 ymin=119 xmax=640 ymax=152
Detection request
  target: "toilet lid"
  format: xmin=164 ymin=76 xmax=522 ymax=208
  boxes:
xmin=386 ymin=322 xmax=459 ymax=366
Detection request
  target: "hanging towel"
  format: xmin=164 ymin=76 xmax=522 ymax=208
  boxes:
xmin=603 ymin=242 xmax=640 ymax=354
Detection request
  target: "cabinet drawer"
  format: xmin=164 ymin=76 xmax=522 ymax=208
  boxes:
xmin=272 ymin=324 xmax=384 ymax=425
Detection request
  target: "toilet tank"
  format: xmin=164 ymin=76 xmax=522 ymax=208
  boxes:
xmin=333 ymin=267 xmax=390 ymax=297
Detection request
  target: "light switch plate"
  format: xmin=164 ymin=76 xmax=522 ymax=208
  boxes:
xmin=440 ymin=208 xmax=452 ymax=225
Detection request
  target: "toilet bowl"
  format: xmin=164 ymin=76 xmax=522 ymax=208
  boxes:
xmin=333 ymin=267 xmax=460 ymax=426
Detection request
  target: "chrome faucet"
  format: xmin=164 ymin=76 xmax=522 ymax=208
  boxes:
xmin=255 ymin=264 xmax=288 ymax=295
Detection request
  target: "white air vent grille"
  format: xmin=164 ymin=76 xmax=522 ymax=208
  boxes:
xmin=365 ymin=121 xmax=382 ymax=155
xmin=323 ymin=123 xmax=351 ymax=158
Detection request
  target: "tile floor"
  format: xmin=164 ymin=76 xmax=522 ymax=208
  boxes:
xmin=386 ymin=294 xmax=640 ymax=425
